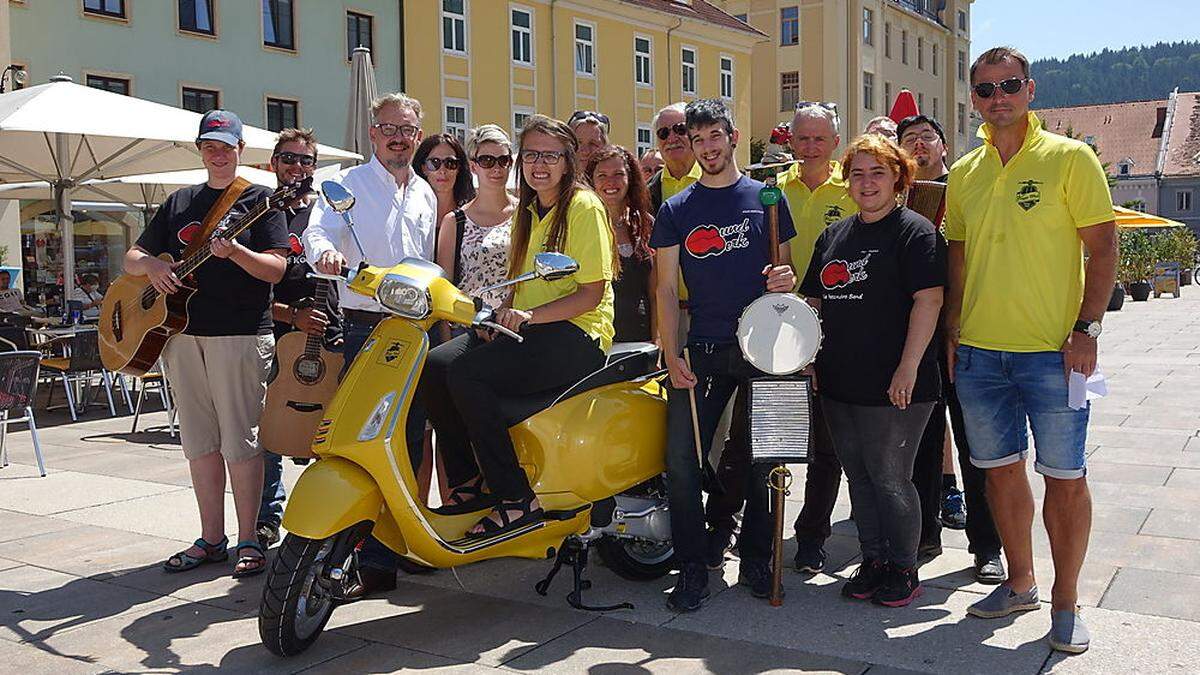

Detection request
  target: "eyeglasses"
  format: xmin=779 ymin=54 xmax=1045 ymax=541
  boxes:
xmin=973 ymin=78 xmax=1028 ymax=99
xmin=900 ymin=131 xmax=942 ymax=145
xmin=422 ymin=157 xmax=460 ymax=172
xmin=520 ymin=149 xmax=566 ymax=165
xmin=795 ymin=101 xmax=839 ymax=113
xmin=373 ymin=123 xmax=420 ymax=138
xmin=273 ymin=151 xmax=316 ymax=167
xmin=473 ymin=153 xmax=513 ymax=169
xmin=568 ymin=110 xmax=610 ymax=131
xmin=656 ymin=123 xmax=688 ymax=141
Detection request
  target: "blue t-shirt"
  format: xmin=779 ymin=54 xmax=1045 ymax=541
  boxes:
xmin=650 ymin=175 xmax=797 ymax=344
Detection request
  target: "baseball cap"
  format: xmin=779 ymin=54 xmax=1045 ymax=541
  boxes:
xmin=196 ymin=109 xmax=243 ymax=147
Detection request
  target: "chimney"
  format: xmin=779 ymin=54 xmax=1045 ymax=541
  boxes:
xmin=1153 ymin=106 xmax=1167 ymax=138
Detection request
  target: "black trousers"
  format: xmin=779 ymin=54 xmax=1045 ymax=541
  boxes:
xmin=667 ymin=343 xmax=772 ymax=566
xmin=426 ymin=322 xmax=605 ymax=501
xmin=913 ymin=397 xmax=947 ymax=548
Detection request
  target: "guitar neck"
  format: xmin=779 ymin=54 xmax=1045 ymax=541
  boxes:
xmin=175 ymin=195 xmax=271 ymax=278
xmin=303 ymin=278 xmax=329 ymax=356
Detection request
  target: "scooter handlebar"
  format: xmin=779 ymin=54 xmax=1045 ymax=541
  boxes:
xmin=478 ymin=320 xmax=524 ymax=343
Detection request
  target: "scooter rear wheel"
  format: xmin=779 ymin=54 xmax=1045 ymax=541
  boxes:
xmin=259 ymin=528 xmax=364 ymax=656
xmin=596 ymin=536 xmax=675 ymax=581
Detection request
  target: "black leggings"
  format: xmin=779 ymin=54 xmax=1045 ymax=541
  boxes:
xmin=419 ymin=321 xmax=605 ymax=501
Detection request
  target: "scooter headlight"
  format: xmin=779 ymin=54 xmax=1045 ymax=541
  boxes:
xmin=376 ymin=274 xmax=432 ymax=320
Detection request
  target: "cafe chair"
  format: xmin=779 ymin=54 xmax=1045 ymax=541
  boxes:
xmin=0 ymin=350 xmax=47 ymax=476
xmin=131 ymin=360 xmax=176 ymax=437
xmin=40 ymin=330 xmax=121 ymax=421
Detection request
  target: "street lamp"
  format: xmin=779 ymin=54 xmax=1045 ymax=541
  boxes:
xmin=0 ymin=65 xmax=28 ymax=93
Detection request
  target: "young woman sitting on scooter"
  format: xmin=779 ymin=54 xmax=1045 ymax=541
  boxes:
xmin=418 ymin=114 xmax=617 ymax=538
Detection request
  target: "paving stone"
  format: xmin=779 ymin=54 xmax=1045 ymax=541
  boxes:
xmin=917 ymin=547 xmax=1116 ymax=608
xmin=0 ymin=565 xmax=162 ymax=645
xmin=1138 ymin=508 xmax=1200 ymax=540
xmin=302 ymin=642 xmax=479 ymax=673
xmin=0 ymin=637 xmax=113 ymax=674
xmin=52 ymin=489 xmax=240 ymax=544
xmin=1087 ymin=446 xmax=1200 ymax=470
xmin=1098 ymin=568 xmax=1200 ymax=622
xmin=1164 ymin=467 xmax=1200 ymax=489
xmin=1118 ymin=412 xmax=1200 ymax=432
xmin=1084 ymin=427 xmax=1191 ymax=451
xmin=0 ymin=510 xmax=80 ymax=544
xmin=1041 ymin=605 xmax=1200 ymax=674
xmin=1084 ymin=462 xmax=1173 ymax=487
xmin=0 ymin=524 xmax=184 ymax=579
xmin=0 ymin=469 xmax=182 ymax=516
xmin=19 ymin=450 xmax=192 ymax=487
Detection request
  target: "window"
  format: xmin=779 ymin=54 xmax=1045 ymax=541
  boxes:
xmin=634 ymin=37 xmax=652 ymax=86
xmin=8 ymin=63 xmax=25 ymax=91
xmin=918 ymin=92 xmax=924 ymax=111
xmin=511 ymin=8 xmax=532 ymax=65
xmin=182 ymin=86 xmax=219 ymax=113
xmin=884 ymin=81 xmax=892 ymax=109
xmin=262 ymin=0 xmax=294 ymax=50
xmin=1179 ymin=191 xmax=1194 ymax=213
xmin=863 ymin=72 xmax=875 ymax=111
xmin=780 ymin=71 xmax=800 ymax=112
xmin=932 ymin=43 xmax=939 ymax=76
xmin=958 ymin=50 xmax=967 ymax=82
xmin=957 ymin=9 xmax=967 ymax=31
xmin=863 ymin=8 xmax=873 ymax=46
xmin=901 ymin=30 xmax=908 ymax=64
xmin=179 ymin=0 xmax=214 ymax=35
xmin=445 ymin=102 xmax=468 ymax=141
xmin=85 ymin=74 xmax=129 ymax=95
xmin=932 ymin=97 xmax=938 ymax=119
xmin=266 ymin=98 xmax=299 ymax=132
xmin=1119 ymin=163 xmax=1130 ymax=176
xmin=681 ymin=47 xmax=697 ymax=96
xmin=575 ymin=23 xmax=594 ymax=75
xmin=513 ymin=109 xmax=533 ymax=138
xmin=957 ymin=103 xmax=966 ymax=134
xmin=734 ymin=13 xmax=748 ymax=23
xmin=83 ymin=0 xmax=124 ymax=19
xmin=917 ymin=37 xmax=924 ymax=70
xmin=885 ymin=23 xmax=891 ymax=58
xmin=720 ymin=56 xmax=734 ymax=99
xmin=637 ymin=126 xmax=652 ymax=157
xmin=347 ymin=12 xmax=373 ymax=61
xmin=442 ymin=0 xmax=466 ymax=53
xmin=780 ymin=6 xmax=799 ymax=46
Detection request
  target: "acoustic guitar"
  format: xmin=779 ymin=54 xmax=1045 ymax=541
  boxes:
xmin=258 ymin=279 xmax=344 ymax=457
xmin=98 ymin=178 xmax=312 ymax=377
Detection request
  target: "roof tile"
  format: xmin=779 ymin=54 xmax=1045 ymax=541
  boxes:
xmin=1037 ymin=99 xmax=1166 ymax=177
xmin=618 ymin=0 xmax=765 ymax=37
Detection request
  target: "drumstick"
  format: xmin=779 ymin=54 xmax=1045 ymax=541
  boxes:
xmin=682 ymin=347 xmax=705 ymax=471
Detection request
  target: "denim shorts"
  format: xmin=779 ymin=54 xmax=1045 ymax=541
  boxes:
xmin=953 ymin=345 xmax=1089 ymax=479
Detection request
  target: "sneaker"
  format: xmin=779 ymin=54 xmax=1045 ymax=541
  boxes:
xmin=917 ymin=541 xmax=943 ymax=566
xmin=874 ymin=563 xmax=923 ymax=607
xmin=793 ymin=539 xmax=826 ymax=573
xmin=841 ymin=558 xmax=886 ymax=600
xmin=737 ymin=559 xmax=778 ymax=599
xmin=967 ymin=584 xmax=1040 ymax=618
xmin=974 ymin=552 xmax=1005 ymax=585
xmin=705 ymin=528 xmax=734 ymax=571
xmin=1048 ymin=609 xmax=1090 ymax=654
xmin=255 ymin=521 xmax=280 ymax=549
xmin=941 ymin=488 xmax=967 ymax=530
xmin=667 ymin=563 xmax=710 ymax=612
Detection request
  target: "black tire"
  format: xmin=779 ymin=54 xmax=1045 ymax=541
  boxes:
xmin=596 ymin=536 xmax=675 ymax=581
xmin=259 ymin=527 xmax=364 ymax=657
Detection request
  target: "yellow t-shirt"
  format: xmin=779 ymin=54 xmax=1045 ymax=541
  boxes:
xmin=513 ymin=189 xmax=616 ymax=352
xmin=660 ymin=162 xmax=702 ymax=302
xmin=777 ymin=161 xmax=858 ymax=284
xmin=944 ymin=113 xmax=1115 ymax=352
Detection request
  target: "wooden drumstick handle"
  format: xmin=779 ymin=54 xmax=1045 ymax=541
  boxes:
xmin=683 ymin=347 xmax=705 ymax=472
xmin=768 ymin=201 xmax=780 ymax=268
xmin=770 ymin=465 xmax=786 ymax=606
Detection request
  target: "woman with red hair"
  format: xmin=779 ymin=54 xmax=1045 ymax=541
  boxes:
xmin=800 ymin=134 xmax=944 ymax=608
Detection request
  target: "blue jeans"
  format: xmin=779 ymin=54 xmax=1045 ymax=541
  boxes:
xmin=954 ymin=346 xmax=1090 ymax=480
xmin=257 ymin=450 xmax=285 ymax=527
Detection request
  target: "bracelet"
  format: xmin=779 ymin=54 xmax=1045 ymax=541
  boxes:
xmin=289 ymin=306 xmax=298 ymax=325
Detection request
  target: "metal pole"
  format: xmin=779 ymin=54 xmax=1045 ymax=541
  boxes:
xmin=54 ymin=130 xmax=76 ymax=312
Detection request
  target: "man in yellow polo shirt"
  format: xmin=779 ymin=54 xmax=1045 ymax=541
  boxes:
xmin=945 ymin=47 xmax=1116 ymax=655
xmin=648 ymin=102 xmax=702 ymax=324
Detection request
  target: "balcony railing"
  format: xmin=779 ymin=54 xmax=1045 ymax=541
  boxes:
xmin=891 ymin=0 xmax=946 ymax=25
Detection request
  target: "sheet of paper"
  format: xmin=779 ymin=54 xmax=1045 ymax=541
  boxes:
xmin=1068 ymin=368 xmax=1108 ymax=410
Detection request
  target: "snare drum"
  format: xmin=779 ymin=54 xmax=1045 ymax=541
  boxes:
xmin=736 ymin=293 xmax=822 ymax=375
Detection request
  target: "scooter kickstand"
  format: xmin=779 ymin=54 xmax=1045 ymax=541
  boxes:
xmin=536 ymin=537 xmax=633 ymax=612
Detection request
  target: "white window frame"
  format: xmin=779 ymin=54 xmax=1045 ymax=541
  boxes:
xmin=1179 ymin=190 xmax=1194 ymax=213
xmin=932 ymin=43 xmax=939 ymax=76
xmin=780 ymin=71 xmax=800 ymax=112
xmin=862 ymin=8 xmax=873 ymax=46
xmin=719 ymin=54 xmax=734 ymax=100
xmin=634 ymin=34 xmax=653 ymax=88
xmin=901 ymin=30 xmax=908 ymax=64
xmin=884 ymin=22 xmax=891 ymax=58
xmin=510 ymin=5 xmax=533 ymax=66
xmin=681 ymin=45 xmax=697 ymax=97
xmin=574 ymin=20 xmax=596 ymax=77
xmin=884 ymin=81 xmax=892 ymax=110
xmin=780 ymin=6 xmax=799 ymax=46
xmin=441 ymin=0 xmax=468 ymax=55
xmin=957 ymin=103 xmax=966 ymax=135
xmin=636 ymin=125 xmax=653 ymax=157
xmin=863 ymin=71 xmax=874 ymax=111
xmin=957 ymin=9 xmax=967 ymax=32
xmin=513 ymin=106 xmax=534 ymax=139
xmin=917 ymin=36 xmax=924 ymax=70
xmin=444 ymin=98 xmax=470 ymax=142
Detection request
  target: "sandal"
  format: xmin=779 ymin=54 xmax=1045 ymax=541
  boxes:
xmin=464 ymin=496 xmax=544 ymax=540
xmin=163 ymin=535 xmax=229 ymax=573
xmin=435 ymin=475 xmax=499 ymax=515
xmin=232 ymin=540 xmax=267 ymax=579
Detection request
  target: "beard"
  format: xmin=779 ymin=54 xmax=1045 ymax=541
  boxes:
xmin=699 ymin=147 xmax=734 ymax=176
xmin=384 ymin=157 xmax=411 ymax=170
xmin=915 ymin=155 xmax=931 ymax=168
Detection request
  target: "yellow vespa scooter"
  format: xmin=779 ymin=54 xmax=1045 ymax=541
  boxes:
xmin=259 ymin=182 xmax=672 ymax=657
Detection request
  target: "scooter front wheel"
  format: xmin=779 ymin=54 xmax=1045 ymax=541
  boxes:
xmin=259 ymin=527 xmax=366 ymax=656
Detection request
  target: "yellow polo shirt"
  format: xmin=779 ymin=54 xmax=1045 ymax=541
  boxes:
xmin=945 ymin=112 xmax=1114 ymax=352
xmin=777 ymin=161 xmax=858 ymax=283
xmin=661 ymin=162 xmax=702 ymax=303
xmin=513 ymin=188 xmax=616 ymax=352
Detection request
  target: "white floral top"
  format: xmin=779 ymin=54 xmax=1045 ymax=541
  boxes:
xmin=457 ymin=213 xmax=512 ymax=308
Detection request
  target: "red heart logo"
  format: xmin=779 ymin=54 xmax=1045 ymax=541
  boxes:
xmin=820 ymin=260 xmax=851 ymax=289
xmin=288 ymin=233 xmax=304 ymax=255
xmin=684 ymin=225 xmax=726 ymax=258
xmin=177 ymin=221 xmax=201 ymax=245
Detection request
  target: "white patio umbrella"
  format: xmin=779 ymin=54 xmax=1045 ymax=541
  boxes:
xmin=344 ymin=46 xmax=379 ymax=166
xmin=0 ymin=75 xmax=360 ymax=300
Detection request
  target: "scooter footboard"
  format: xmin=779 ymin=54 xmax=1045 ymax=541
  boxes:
xmin=281 ymin=457 xmax=383 ymax=540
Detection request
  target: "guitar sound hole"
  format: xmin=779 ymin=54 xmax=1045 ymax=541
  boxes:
xmin=140 ymin=293 xmax=154 ymax=311
xmin=294 ymin=356 xmax=325 ymax=385
xmin=111 ymin=301 xmax=123 ymax=341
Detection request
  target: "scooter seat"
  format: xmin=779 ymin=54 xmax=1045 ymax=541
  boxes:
xmin=499 ymin=342 xmax=661 ymax=426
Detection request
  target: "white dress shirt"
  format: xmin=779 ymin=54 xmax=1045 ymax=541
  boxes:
xmin=304 ymin=155 xmax=438 ymax=312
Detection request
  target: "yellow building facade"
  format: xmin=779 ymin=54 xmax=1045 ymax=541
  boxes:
xmin=714 ymin=0 xmax=974 ymax=159
xmin=402 ymin=0 xmax=764 ymax=164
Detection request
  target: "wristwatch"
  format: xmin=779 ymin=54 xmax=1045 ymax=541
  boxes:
xmin=1073 ymin=319 xmax=1102 ymax=339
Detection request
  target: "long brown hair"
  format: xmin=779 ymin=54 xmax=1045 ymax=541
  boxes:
xmin=509 ymin=115 xmax=581 ymax=279
xmin=586 ymin=144 xmax=653 ymax=262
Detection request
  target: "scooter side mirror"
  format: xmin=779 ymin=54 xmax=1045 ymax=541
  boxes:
xmin=321 ymin=181 xmax=355 ymax=214
xmin=534 ymin=252 xmax=579 ymax=281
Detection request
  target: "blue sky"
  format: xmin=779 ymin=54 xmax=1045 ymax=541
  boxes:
xmin=970 ymin=0 xmax=1197 ymax=62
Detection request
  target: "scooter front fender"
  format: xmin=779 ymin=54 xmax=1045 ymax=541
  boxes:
xmin=281 ymin=457 xmax=382 ymax=540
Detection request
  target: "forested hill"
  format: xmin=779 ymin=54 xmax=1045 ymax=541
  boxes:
xmin=1029 ymin=41 xmax=1200 ymax=109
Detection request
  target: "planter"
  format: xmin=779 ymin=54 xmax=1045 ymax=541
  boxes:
xmin=1108 ymin=284 xmax=1125 ymax=311
xmin=1182 ymin=269 xmax=1193 ymax=286
xmin=1129 ymin=280 xmax=1152 ymax=302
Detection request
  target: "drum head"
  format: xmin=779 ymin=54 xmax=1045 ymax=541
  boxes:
xmin=736 ymin=293 xmax=822 ymax=375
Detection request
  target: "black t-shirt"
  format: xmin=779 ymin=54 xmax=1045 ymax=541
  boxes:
xmin=801 ymin=206 xmax=944 ymax=406
xmin=272 ymin=205 xmax=341 ymax=340
xmin=613 ymin=252 xmax=652 ymax=342
xmin=137 ymin=182 xmax=289 ymax=336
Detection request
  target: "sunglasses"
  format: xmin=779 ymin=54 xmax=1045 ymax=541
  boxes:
xmin=520 ymin=149 xmax=565 ymax=165
xmin=373 ymin=122 xmax=420 ymax=138
xmin=473 ymin=153 xmax=513 ymax=169
xmin=796 ymin=100 xmax=839 ymax=113
xmin=973 ymin=78 xmax=1028 ymax=99
xmin=423 ymin=156 xmax=460 ymax=172
xmin=656 ymin=123 xmax=687 ymax=141
xmin=569 ymin=110 xmax=610 ymax=129
xmin=274 ymin=151 xmax=316 ymax=167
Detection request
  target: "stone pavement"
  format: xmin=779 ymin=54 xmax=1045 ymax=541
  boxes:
xmin=2 ymin=291 xmax=1200 ymax=674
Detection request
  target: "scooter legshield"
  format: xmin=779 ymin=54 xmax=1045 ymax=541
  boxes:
xmin=281 ymin=457 xmax=382 ymax=540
